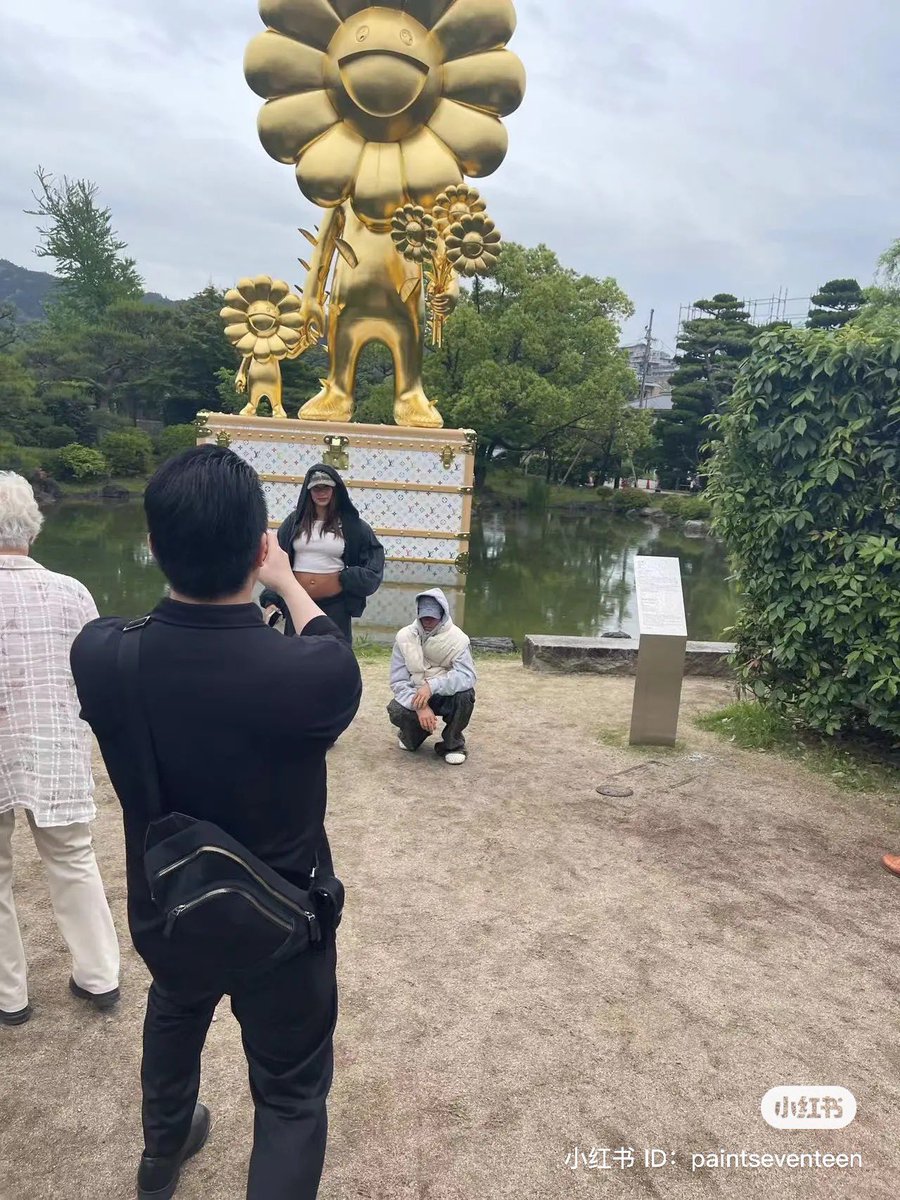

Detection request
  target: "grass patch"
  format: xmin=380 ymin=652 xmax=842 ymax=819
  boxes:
xmin=696 ymin=701 xmax=899 ymax=793
xmin=57 ymin=476 xmax=148 ymax=498
xmin=354 ymin=638 xmax=392 ymax=663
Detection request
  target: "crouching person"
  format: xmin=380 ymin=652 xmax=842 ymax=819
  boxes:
xmin=388 ymin=590 xmax=476 ymax=766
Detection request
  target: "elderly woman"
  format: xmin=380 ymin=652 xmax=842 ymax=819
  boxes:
xmin=0 ymin=473 xmax=119 ymax=1026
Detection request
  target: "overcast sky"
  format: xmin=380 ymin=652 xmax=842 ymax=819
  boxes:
xmin=1 ymin=0 xmax=896 ymax=346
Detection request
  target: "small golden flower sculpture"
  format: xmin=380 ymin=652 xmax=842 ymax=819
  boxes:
xmin=432 ymin=184 xmax=487 ymax=234
xmin=390 ymin=204 xmax=439 ymax=263
xmin=220 ymin=276 xmax=306 ymax=361
xmin=445 ymin=212 xmax=503 ymax=277
xmin=390 ymin=186 xmax=503 ymax=346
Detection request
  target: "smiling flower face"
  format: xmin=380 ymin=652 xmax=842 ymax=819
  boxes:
xmin=246 ymin=0 xmax=526 ymax=228
xmin=220 ymin=276 xmax=306 ymax=362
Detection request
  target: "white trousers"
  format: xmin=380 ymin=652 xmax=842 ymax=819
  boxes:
xmin=0 ymin=808 xmax=120 ymax=1012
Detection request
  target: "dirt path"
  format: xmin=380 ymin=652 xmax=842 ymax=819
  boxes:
xmin=1 ymin=663 xmax=898 ymax=1200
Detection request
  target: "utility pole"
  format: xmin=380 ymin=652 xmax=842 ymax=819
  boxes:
xmin=638 ymin=308 xmax=655 ymax=408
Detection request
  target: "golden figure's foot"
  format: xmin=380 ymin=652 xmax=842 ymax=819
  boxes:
xmin=239 ymin=402 xmax=259 ymax=418
xmin=298 ymin=383 xmax=353 ymax=423
xmin=271 ymin=406 xmax=288 ymax=420
xmin=394 ymin=389 xmax=444 ymax=429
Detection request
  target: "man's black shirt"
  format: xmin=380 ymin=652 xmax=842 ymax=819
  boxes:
xmin=71 ymin=598 xmax=362 ymax=960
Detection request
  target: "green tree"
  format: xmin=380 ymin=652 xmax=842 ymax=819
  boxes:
xmin=423 ymin=243 xmax=635 ymax=483
xmin=854 ymin=239 xmax=900 ymax=337
xmin=707 ymin=325 xmax=900 ymax=740
xmin=656 ymin=294 xmax=755 ymax=488
xmin=807 ymin=278 xmax=864 ymax=330
xmin=0 ymin=354 xmax=42 ymax=443
xmin=100 ymin=430 xmax=155 ymax=476
xmin=26 ymin=168 xmax=143 ymax=325
xmin=0 ymin=303 xmax=16 ymax=353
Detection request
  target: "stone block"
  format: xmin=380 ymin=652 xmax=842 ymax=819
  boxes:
xmin=522 ymin=635 xmax=735 ymax=678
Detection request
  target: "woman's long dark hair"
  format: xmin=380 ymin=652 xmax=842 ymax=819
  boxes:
xmin=297 ymin=488 xmax=342 ymax=543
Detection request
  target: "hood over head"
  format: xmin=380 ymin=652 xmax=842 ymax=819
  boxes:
xmin=415 ymin=587 xmax=452 ymax=635
xmin=296 ymin=463 xmax=358 ymax=519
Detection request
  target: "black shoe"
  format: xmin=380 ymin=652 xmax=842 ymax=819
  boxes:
xmin=69 ymin=976 xmax=120 ymax=1012
xmin=137 ymin=1103 xmax=210 ymax=1200
xmin=0 ymin=1004 xmax=32 ymax=1027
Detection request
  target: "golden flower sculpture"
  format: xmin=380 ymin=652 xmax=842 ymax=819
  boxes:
xmin=391 ymin=204 xmax=438 ymax=263
xmin=220 ymin=276 xmax=308 ymax=419
xmin=221 ymin=275 xmax=306 ymax=361
xmin=445 ymin=212 xmax=503 ymax=277
xmin=432 ymin=184 xmax=486 ymax=233
xmin=245 ymin=0 xmax=526 ymax=228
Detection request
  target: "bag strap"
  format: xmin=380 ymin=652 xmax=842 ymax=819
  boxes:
xmin=117 ymin=617 xmax=165 ymax=822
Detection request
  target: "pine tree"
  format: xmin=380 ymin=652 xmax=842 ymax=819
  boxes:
xmin=655 ymin=294 xmax=754 ymax=487
xmin=807 ymin=279 xmax=864 ymax=330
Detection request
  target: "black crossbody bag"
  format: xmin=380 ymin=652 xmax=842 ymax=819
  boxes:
xmin=117 ymin=616 xmax=344 ymax=975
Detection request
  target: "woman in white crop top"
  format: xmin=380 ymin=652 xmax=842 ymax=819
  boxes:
xmin=263 ymin=465 xmax=384 ymax=643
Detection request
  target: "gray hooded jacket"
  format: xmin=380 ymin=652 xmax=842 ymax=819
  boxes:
xmin=389 ymin=588 xmax=477 ymax=709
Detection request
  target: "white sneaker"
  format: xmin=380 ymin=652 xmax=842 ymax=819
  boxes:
xmin=444 ymin=751 xmax=467 ymax=766
xmin=398 ymin=738 xmax=415 ymax=752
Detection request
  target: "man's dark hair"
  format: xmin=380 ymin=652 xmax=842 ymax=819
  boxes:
xmin=145 ymin=446 xmax=267 ymax=600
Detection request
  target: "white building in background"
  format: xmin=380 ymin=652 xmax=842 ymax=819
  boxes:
xmin=623 ymin=339 xmax=676 ymax=402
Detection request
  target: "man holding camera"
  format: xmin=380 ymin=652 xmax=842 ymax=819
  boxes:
xmin=71 ymin=446 xmax=361 ymax=1200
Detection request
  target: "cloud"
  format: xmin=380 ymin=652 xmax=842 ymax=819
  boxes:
xmin=1 ymin=0 xmax=896 ymax=347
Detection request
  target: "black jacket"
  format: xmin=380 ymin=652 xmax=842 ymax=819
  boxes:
xmin=71 ymin=600 xmax=361 ymax=974
xmin=274 ymin=463 xmax=384 ymax=619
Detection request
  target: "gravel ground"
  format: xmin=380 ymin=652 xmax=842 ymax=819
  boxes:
xmin=1 ymin=662 xmax=898 ymax=1200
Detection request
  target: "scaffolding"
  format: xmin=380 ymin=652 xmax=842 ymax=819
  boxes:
xmin=676 ymin=288 xmax=811 ymax=341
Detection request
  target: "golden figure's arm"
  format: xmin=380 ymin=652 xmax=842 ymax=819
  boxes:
xmin=235 ymin=354 xmax=251 ymax=392
xmin=291 ymin=207 xmax=346 ymax=356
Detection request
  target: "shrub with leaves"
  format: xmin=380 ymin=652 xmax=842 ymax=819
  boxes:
xmin=99 ymin=429 xmax=154 ymax=476
xmin=155 ymin=424 xmax=197 ymax=461
xmin=707 ymin=327 xmax=900 ymax=740
xmin=59 ymin=443 xmax=109 ymax=481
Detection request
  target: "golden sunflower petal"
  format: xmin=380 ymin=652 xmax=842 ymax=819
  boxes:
xmin=224 ymin=323 xmax=249 ymax=342
xmin=259 ymin=0 xmax=340 ymax=51
xmin=252 ymin=274 xmax=276 ymax=300
xmin=253 ymin=339 xmax=274 ymax=362
xmin=295 ymin=123 xmax=364 ymax=207
xmin=224 ymin=290 xmax=249 ymax=310
xmin=442 ymin=49 xmax=526 ymax=116
xmin=258 ymin=92 xmax=338 ymax=165
xmin=245 ymin=32 xmax=325 ymax=100
xmin=427 ymin=99 xmax=508 ymax=177
xmin=221 ymin=307 xmax=249 ymax=324
xmin=236 ymin=332 xmax=258 ymax=354
xmin=432 ymin=0 xmax=517 ymax=62
xmin=280 ymin=329 xmax=302 ymax=348
xmin=268 ymin=334 xmax=288 ymax=356
xmin=268 ymin=280 xmax=290 ymax=304
xmin=401 ymin=127 xmax=463 ymax=209
xmin=483 ymin=229 xmax=502 ymax=245
xmin=278 ymin=311 xmax=305 ymax=329
xmin=280 ymin=292 xmax=302 ymax=312
xmin=404 ymin=0 xmax=453 ymax=29
xmin=352 ymin=142 xmax=405 ymax=226
xmin=236 ymin=278 xmax=260 ymax=305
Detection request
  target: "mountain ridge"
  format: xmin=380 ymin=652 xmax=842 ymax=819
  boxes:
xmin=0 ymin=258 xmax=175 ymax=321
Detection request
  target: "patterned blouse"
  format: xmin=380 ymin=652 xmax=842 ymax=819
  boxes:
xmin=0 ymin=556 xmax=98 ymax=827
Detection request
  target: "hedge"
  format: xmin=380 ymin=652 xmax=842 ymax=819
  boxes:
xmin=707 ymin=327 xmax=900 ymax=740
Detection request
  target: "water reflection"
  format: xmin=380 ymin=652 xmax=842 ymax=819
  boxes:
xmin=34 ymin=502 xmax=736 ymax=642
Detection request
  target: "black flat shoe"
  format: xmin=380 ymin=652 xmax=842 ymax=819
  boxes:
xmin=0 ymin=1005 xmax=32 ymax=1027
xmin=137 ymin=1103 xmax=210 ymax=1200
xmin=69 ymin=976 xmax=120 ymax=1011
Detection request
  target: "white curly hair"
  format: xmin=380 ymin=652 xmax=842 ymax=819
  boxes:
xmin=0 ymin=472 xmax=44 ymax=550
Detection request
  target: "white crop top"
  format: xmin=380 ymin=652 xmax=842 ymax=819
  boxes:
xmin=293 ymin=522 xmax=346 ymax=574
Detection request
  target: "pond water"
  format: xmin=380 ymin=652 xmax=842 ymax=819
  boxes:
xmin=34 ymin=502 xmax=737 ymax=643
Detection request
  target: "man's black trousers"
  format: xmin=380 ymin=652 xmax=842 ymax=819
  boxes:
xmin=388 ymin=688 xmax=475 ymax=752
xmin=141 ymin=936 xmax=337 ymax=1200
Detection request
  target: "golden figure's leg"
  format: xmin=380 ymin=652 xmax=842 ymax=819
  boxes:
xmin=389 ymin=324 xmax=444 ymax=430
xmin=298 ymin=313 xmax=359 ymax=423
xmin=244 ymin=360 xmax=285 ymax=419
